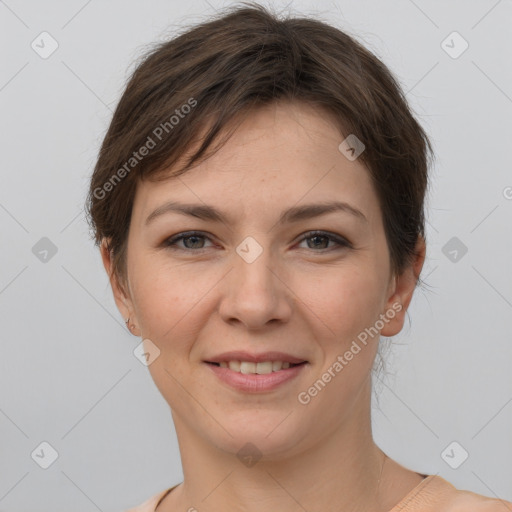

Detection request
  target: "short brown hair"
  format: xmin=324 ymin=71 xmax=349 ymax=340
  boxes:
xmin=86 ymin=2 xmax=434 ymax=289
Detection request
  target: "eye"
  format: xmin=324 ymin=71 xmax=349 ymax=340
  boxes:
xmin=162 ymin=230 xmax=351 ymax=253
xmin=163 ymin=231 xmax=214 ymax=251
xmin=296 ymin=230 xmax=351 ymax=251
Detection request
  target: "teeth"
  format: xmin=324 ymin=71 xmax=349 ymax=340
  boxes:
xmin=256 ymin=361 xmax=273 ymax=374
xmin=240 ymin=362 xmax=256 ymax=374
xmin=228 ymin=361 xmax=241 ymax=372
xmin=217 ymin=360 xmax=296 ymax=374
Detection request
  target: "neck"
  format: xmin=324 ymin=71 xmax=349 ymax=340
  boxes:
xmin=164 ymin=379 xmax=402 ymax=512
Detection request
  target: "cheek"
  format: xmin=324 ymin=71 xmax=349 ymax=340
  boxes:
xmin=301 ymin=269 xmax=385 ymax=406
xmin=291 ymin=273 xmax=383 ymax=436
xmin=129 ymin=263 xmax=208 ymax=411
xmin=133 ymin=279 xmax=194 ymax=345
xmin=128 ymin=254 xmax=222 ymax=348
xmin=301 ymin=264 xmax=385 ymax=343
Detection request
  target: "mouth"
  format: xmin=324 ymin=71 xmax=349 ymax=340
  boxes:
xmin=205 ymin=360 xmax=307 ymax=374
xmin=203 ymin=356 xmax=309 ymax=393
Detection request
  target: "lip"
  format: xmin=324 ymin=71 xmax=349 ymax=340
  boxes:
xmin=204 ymin=350 xmax=307 ymax=365
xmin=205 ymin=361 xmax=308 ymax=393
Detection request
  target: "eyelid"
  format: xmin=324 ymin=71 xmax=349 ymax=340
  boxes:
xmin=296 ymin=230 xmax=352 ymax=249
xmin=163 ymin=229 xmax=352 ymax=252
xmin=163 ymin=231 xmax=217 ymax=247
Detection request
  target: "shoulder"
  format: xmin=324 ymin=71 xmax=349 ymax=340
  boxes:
xmin=398 ymin=475 xmax=512 ymax=512
xmin=444 ymin=487 xmax=512 ymax=511
xmin=124 ymin=486 xmax=175 ymax=512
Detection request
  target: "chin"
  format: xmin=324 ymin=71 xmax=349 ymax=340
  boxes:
xmin=206 ymin=413 xmax=310 ymax=462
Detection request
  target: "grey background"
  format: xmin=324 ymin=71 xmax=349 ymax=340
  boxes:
xmin=1 ymin=0 xmax=511 ymax=510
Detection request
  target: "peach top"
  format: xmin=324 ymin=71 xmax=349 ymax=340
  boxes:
xmin=125 ymin=474 xmax=512 ymax=511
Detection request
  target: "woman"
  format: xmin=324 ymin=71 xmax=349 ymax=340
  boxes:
xmin=86 ymin=3 xmax=512 ymax=511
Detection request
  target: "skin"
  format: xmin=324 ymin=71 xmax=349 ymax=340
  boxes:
xmin=101 ymin=100 xmax=426 ymax=512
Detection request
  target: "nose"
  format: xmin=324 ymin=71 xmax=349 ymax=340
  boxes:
xmin=218 ymin=242 xmax=293 ymax=330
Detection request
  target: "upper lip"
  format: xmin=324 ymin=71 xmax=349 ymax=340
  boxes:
xmin=205 ymin=351 xmax=307 ymax=364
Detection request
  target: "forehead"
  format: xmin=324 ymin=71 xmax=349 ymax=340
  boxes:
xmin=132 ymin=101 xmax=380 ymax=227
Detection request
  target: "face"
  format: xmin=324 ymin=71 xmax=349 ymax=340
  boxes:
xmin=103 ymin=101 xmax=423 ymax=459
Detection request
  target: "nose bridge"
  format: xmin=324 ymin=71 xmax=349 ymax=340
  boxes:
xmin=237 ymin=235 xmax=273 ymax=280
xmin=234 ymin=234 xmax=277 ymax=298
xmin=219 ymin=234 xmax=290 ymax=327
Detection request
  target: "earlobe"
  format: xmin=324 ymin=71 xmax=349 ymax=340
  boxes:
xmin=124 ymin=316 xmax=140 ymax=336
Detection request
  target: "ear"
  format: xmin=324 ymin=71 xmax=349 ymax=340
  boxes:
xmin=100 ymin=239 xmax=141 ymax=336
xmin=380 ymin=235 xmax=426 ymax=337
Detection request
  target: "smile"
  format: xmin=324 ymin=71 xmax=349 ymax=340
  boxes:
xmin=207 ymin=360 xmax=305 ymax=374
xmin=204 ymin=361 xmax=308 ymax=392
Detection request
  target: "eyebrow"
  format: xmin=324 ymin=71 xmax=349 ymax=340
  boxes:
xmin=145 ymin=200 xmax=368 ymax=227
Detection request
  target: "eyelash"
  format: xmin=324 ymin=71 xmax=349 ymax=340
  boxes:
xmin=163 ymin=230 xmax=351 ymax=253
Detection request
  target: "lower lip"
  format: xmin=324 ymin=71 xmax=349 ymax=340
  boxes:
xmin=205 ymin=362 xmax=307 ymax=392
